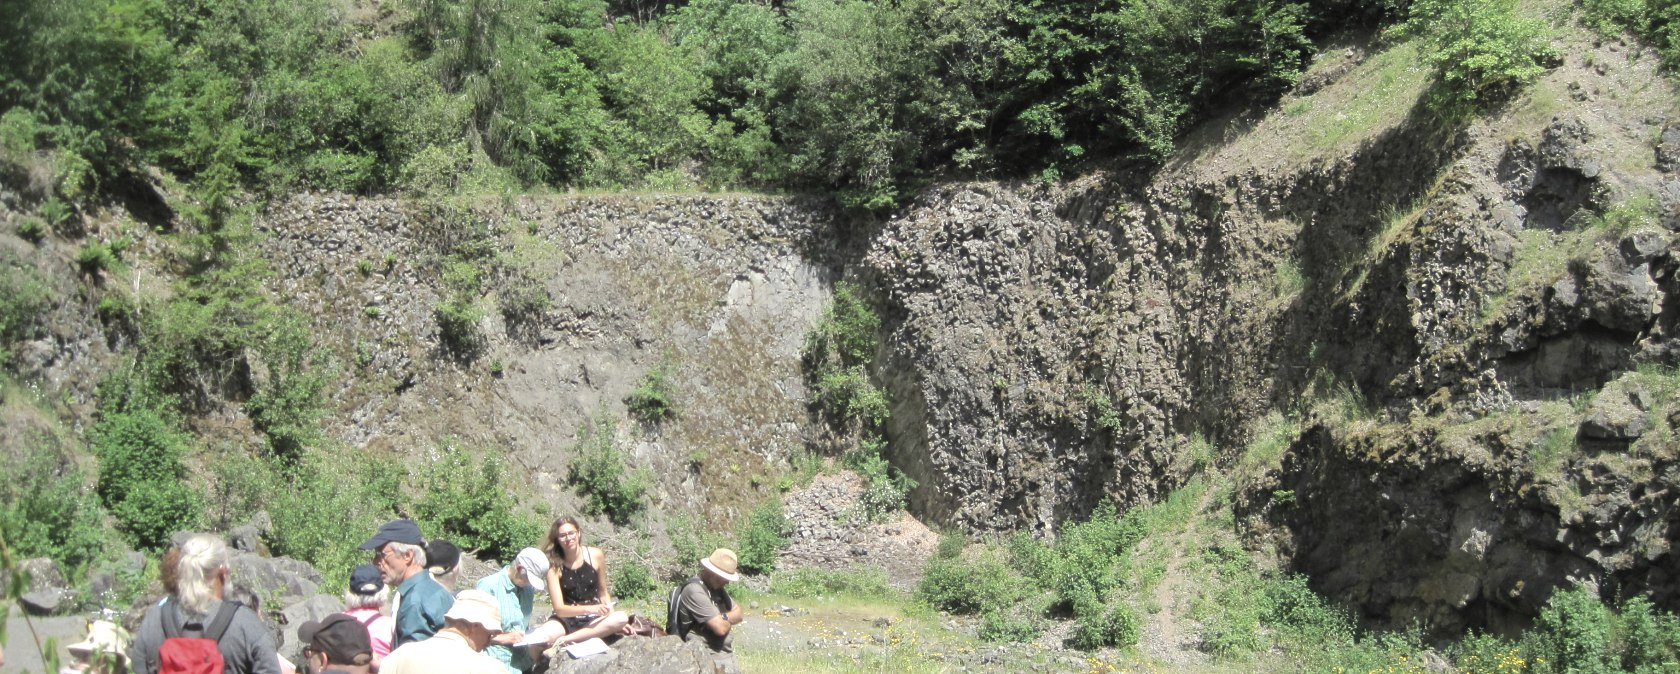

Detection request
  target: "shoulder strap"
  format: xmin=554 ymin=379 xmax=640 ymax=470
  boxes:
xmin=161 ymin=603 xmax=185 ymax=639
xmin=204 ymin=601 xmax=241 ymax=642
xmin=353 ymin=611 xmax=379 ymax=627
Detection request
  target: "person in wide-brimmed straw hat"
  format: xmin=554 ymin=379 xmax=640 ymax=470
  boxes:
xmin=379 ymin=590 xmax=504 ymax=674
xmin=672 ymin=549 xmax=745 ymax=653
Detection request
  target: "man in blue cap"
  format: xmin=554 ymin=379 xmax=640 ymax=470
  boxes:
xmin=360 ymin=519 xmax=453 ymax=648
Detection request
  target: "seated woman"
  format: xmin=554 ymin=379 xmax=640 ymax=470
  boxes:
xmin=542 ymin=517 xmax=632 ymax=639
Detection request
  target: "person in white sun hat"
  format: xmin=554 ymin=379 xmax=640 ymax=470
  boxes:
xmin=378 ymin=589 xmax=504 ymax=674
xmin=674 ymin=548 xmax=745 ymax=653
xmin=63 ymin=620 xmax=132 ymax=673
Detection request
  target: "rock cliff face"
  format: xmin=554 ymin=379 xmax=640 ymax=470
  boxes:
xmin=254 ymin=194 xmax=846 ymax=521
xmin=860 ymin=36 xmax=1680 ymax=634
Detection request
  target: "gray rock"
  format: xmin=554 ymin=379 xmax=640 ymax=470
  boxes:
xmin=20 ymin=588 xmax=67 ymax=615
xmin=1619 ymin=230 xmax=1668 ymax=262
xmin=277 ymin=594 xmax=344 ymax=659
xmin=551 ymin=635 xmax=740 ymax=674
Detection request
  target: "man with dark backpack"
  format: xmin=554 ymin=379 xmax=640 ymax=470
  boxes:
xmin=129 ymin=534 xmax=280 ymax=674
xmin=669 ymin=549 xmax=744 ymax=653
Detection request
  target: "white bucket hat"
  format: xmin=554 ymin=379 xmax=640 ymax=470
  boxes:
xmin=444 ymin=589 xmax=503 ymax=633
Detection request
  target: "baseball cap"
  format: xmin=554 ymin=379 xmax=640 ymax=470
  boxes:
xmin=358 ymin=519 xmax=423 ymax=550
xmin=514 ymin=547 xmax=549 ymax=589
xmin=349 ymin=564 xmax=383 ymax=595
xmin=299 ymin=614 xmax=373 ymax=666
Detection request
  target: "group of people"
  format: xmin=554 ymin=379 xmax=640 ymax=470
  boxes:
xmin=57 ymin=516 xmax=745 ymax=674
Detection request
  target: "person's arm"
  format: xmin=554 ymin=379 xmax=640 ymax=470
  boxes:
xmin=703 ymin=594 xmax=744 ymax=637
xmin=241 ymin=610 xmax=284 ymax=674
xmin=592 ymin=548 xmax=615 ymax=608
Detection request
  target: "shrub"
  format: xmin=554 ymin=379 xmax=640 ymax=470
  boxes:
xmin=76 ymin=241 xmax=116 ymax=274
xmin=1260 ymin=574 xmax=1356 ymax=645
xmin=771 ymin=566 xmax=893 ymax=600
xmin=666 ymin=514 xmax=730 ymax=581
xmin=244 ymin=317 xmax=327 ymax=462
xmin=1071 ymin=603 xmax=1141 ymax=650
xmin=567 ymin=414 xmax=649 ymax=525
xmin=916 ymin=547 xmax=1029 ymax=614
xmin=0 ymin=440 xmax=105 ymax=572
xmin=979 ymin=606 xmax=1045 ymax=643
xmin=17 ymin=216 xmax=45 ymax=242
xmin=611 ymin=555 xmax=658 ymax=601
xmin=90 ymin=381 xmax=202 ymax=550
xmin=625 ymin=364 xmax=678 ymax=424
xmin=815 ymin=366 xmax=890 ymax=427
xmin=1401 ymin=0 xmax=1557 ymax=112
xmin=848 ymin=441 xmax=914 ymax=522
xmin=0 ymin=263 xmax=49 ymax=356
xmin=435 ymin=297 xmax=485 ymax=359
xmin=735 ymin=498 xmax=790 ymax=575
xmin=263 ymin=446 xmax=403 ymax=583
xmin=411 ymin=442 xmax=546 ymax=562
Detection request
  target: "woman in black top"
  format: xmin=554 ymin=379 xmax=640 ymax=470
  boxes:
xmin=541 ymin=517 xmax=631 ymax=636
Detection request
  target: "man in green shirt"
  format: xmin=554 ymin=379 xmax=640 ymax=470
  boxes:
xmin=475 ymin=548 xmax=551 ymax=674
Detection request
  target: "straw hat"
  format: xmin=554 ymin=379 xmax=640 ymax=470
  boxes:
xmin=700 ymin=548 xmax=740 ymax=583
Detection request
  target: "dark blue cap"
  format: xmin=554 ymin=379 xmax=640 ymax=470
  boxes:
xmin=359 ymin=519 xmax=423 ymax=550
xmin=349 ymin=564 xmax=383 ymax=595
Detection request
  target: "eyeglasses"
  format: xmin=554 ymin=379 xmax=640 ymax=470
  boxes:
xmin=556 ymin=530 xmax=580 ymax=539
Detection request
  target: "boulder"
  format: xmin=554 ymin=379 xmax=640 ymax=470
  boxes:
xmin=277 ymin=594 xmax=345 ymax=659
xmin=17 ymin=557 xmax=71 ymax=615
xmin=228 ymin=551 xmax=323 ymax=604
xmin=550 ymin=636 xmax=741 ymax=674
xmin=1579 ymin=381 xmax=1652 ymax=444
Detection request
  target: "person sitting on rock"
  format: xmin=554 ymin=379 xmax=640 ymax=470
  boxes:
xmin=474 ymin=548 xmax=553 ymax=674
xmin=360 ymin=520 xmax=452 ymax=648
xmin=296 ymin=614 xmax=374 ymax=674
xmin=674 ymin=549 xmax=745 ymax=653
xmin=378 ymin=590 xmax=505 ymax=674
xmin=341 ymin=564 xmax=395 ymax=669
xmin=128 ymin=534 xmax=280 ymax=674
xmin=540 ymin=517 xmax=630 ymax=638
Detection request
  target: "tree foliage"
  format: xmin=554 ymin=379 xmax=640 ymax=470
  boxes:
xmin=0 ymin=0 xmax=1375 ymax=208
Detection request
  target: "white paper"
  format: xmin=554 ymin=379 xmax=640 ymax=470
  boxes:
xmin=563 ymin=638 xmax=610 ymax=659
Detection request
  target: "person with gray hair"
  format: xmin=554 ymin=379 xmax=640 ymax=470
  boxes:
xmin=360 ymin=520 xmax=452 ymax=648
xmin=127 ymin=534 xmax=281 ymax=674
xmin=341 ymin=565 xmax=395 ymax=668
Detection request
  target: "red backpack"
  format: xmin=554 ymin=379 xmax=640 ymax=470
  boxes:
xmin=159 ymin=601 xmax=241 ymax=674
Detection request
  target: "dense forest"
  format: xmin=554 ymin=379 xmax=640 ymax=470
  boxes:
xmin=0 ymin=0 xmax=1418 ymax=211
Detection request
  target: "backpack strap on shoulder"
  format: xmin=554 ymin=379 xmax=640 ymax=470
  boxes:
xmin=204 ymin=601 xmax=241 ymax=643
xmin=161 ymin=603 xmax=185 ymax=639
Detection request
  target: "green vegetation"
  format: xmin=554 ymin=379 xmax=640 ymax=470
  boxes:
xmin=1581 ymin=0 xmax=1680 ymax=68
xmin=0 ymin=261 xmax=50 ymax=366
xmin=412 ymin=441 xmax=547 ymax=563
xmin=0 ymin=0 xmax=1347 ymax=218
xmin=90 ymin=372 xmax=202 ymax=550
xmin=1401 ymin=0 xmax=1558 ymax=113
xmin=435 ymin=256 xmax=487 ymax=360
xmin=567 ymin=413 xmax=650 ymax=524
xmin=736 ymin=497 xmax=791 ymax=575
xmin=0 ymin=426 xmax=104 ymax=572
xmin=771 ymin=566 xmax=894 ymax=600
xmin=625 ymin=363 xmax=678 ymax=424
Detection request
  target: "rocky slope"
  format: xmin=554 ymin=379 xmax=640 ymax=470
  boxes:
xmin=5 ymin=22 xmax=1679 ymax=644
